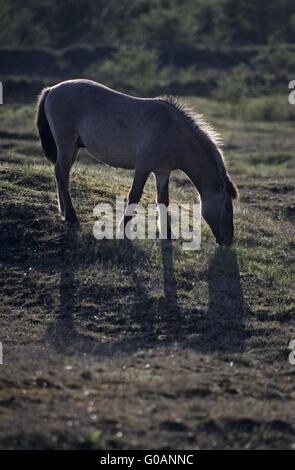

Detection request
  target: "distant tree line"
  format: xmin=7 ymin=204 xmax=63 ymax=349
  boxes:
xmin=0 ymin=0 xmax=294 ymax=49
xmin=1 ymin=0 xmax=294 ymax=103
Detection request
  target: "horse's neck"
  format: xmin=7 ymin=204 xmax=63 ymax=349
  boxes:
xmin=182 ymin=151 xmax=219 ymax=200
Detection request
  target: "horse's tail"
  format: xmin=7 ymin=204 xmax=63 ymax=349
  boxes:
xmin=35 ymin=87 xmax=57 ymax=165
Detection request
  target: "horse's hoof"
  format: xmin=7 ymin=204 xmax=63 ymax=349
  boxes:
xmin=66 ymin=217 xmax=80 ymax=227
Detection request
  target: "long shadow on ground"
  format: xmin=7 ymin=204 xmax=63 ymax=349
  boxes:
xmin=197 ymin=246 xmax=247 ymax=353
xmin=161 ymin=242 xmax=247 ymax=353
xmin=43 ymin=229 xmax=247 ymax=357
xmin=43 ymin=228 xmax=159 ymax=356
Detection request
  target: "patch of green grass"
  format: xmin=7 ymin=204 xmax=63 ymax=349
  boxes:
xmin=243 ymin=95 xmax=295 ymax=122
xmin=0 ymin=103 xmax=36 ymax=134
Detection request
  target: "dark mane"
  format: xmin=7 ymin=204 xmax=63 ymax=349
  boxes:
xmin=158 ymin=95 xmax=239 ymax=200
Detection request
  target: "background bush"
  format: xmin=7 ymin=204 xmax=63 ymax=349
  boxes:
xmin=1 ymin=0 xmax=295 ymax=119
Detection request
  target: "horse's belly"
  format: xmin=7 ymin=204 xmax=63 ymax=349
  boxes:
xmin=84 ymin=133 xmax=137 ymax=169
xmin=92 ymin=150 xmax=136 ymax=169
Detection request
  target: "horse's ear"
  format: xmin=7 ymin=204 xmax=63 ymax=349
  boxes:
xmin=226 ymin=177 xmax=239 ymax=200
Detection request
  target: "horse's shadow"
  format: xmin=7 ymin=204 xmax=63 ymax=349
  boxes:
xmin=43 ymin=228 xmax=161 ymax=356
xmin=159 ymin=241 xmax=247 ymax=353
xmin=43 ymin=226 xmax=103 ymax=356
xmin=43 ymin=230 xmax=246 ymax=357
xmin=197 ymin=246 xmax=246 ymax=353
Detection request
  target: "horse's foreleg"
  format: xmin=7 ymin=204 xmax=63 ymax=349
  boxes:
xmin=56 ymin=182 xmax=64 ymax=217
xmin=118 ymin=167 xmax=149 ymax=236
xmin=55 ymin=150 xmax=78 ymax=224
xmin=155 ymin=172 xmax=171 ymax=238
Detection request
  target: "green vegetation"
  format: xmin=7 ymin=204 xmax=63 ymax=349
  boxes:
xmin=1 ymin=0 xmax=295 ymax=48
xmin=214 ymin=66 xmax=295 ymax=121
xmin=87 ymin=45 xmax=159 ymax=95
xmin=1 ymin=1 xmax=295 ymax=101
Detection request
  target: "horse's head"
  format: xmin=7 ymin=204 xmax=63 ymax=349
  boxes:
xmin=201 ymin=177 xmax=238 ymax=246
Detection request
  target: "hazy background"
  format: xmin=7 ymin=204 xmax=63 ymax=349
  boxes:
xmin=1 ymin=0 xmax=295 ymax=121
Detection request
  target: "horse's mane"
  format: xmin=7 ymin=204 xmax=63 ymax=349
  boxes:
xmin=158 ymin=95 xmax=239 ymax=200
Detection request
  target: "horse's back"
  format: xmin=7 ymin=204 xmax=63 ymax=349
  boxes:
xmin=44 ymin=79 xmax=179 ymax=170
xmin=46 ymin=79 xmax=151 ymax=122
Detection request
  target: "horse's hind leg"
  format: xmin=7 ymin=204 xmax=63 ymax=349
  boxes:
xmin=56 ymin=144 xmax=78 ymax=218
xmin=155 ymin=172 xmax=171 ymax=238
xmin=55 ymin=144 xmax=79 ymax=224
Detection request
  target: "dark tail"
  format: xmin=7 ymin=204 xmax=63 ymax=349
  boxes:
xmin=35 ymin=87 xmax=57 ymax=164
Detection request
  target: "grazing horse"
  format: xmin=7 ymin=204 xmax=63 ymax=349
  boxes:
xmin=36 ymin=79 xmax=238 ymax=245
